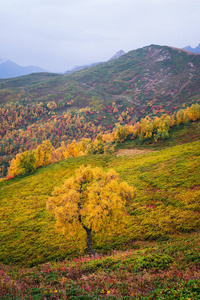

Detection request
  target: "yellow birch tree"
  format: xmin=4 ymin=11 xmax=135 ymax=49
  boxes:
xmin=47 ymin=165 xmax=136 ymax=256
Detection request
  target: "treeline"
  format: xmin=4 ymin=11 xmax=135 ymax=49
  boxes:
xmin=6 ymin=136 xmax=114 ymax=179
xmin=114 ymin=103 xmax=200 ymax=142
xmin=6 ymin=103 xmax=200 ymax=180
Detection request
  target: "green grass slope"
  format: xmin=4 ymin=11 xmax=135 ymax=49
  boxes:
xmin=0 ymin=138 xmax=199 ymax=266
xmin=0 ymin=73 xmax=61 ymax=91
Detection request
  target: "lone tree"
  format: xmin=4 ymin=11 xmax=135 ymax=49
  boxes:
xmin=47 ymin=165 xmax=136 ymax=256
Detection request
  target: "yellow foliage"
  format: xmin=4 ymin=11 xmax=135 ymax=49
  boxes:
xmin=141 ymin=117 xmax=154 ymax=139
xmin=61 ymin=139 xmax=90 ymax=159
xmin=35 ymin=140 xmax=53 ymax=167
xmin=153 ymin=117 xmax=160 ymax=130
xmin=50 ymin=147 xmax=65 ymax=163
xmin=7 ymin=158 xmax=17 ymax=178
xmin=47 ymin=165 xmax=136 ymax=252
xmin=35 ymin=145 xmax=44 ymax=168
xmin=7 ymin=150 xmax=36 ymax=177
xmin=176 ymin=109 xmax=186 ymax=125
xmin=102 ymin=133 xmax=114 ymax=143
xmin=114 ymin=124 xmax=130 ymax=142
xmin=186 ymin=104 xmax=200 ymax=122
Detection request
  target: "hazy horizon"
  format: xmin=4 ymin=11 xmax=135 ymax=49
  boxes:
xmin=1 ymin=0 xmax=200 ymax=73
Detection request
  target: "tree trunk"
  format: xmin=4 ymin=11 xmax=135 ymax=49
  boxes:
xmin=78 ymin=202 xmax=98 ymax=257
xmin=84 ymin=227 xmax=98 ymax=257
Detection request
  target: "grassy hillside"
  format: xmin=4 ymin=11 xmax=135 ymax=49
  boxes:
xmin=0 ymin=137 xmax=200 ymax=299
xmin=0 ymin=139 xmax=199 ymax=267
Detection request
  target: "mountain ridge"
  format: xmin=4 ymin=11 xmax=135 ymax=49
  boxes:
xmin=183 ymin=43 xmax=200 ymax=54
xmin=64 ymin=49 xmax=126 ymax=74
xmin=1 ymin=44 xmax=200 ymax=110
xmin=108 ymin=50 xmax=126 ymax=61
xmin=0 ymin=59 xmax=47 ymax=79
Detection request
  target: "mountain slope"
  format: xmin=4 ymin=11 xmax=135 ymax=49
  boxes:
xmin=64 ymin=50 xmax=126 ymax=74
xmin=1 ymin=44 xmax=200 ymax=113
xmin=69 ymin=44 xmax=200 ymax=111
xmin=0 ymin=138 xmax=199 ymax=266
xmin=1 ymin=44 xmax=200 ymax=177
xmin=108 ymin=49 xmax=126 ymax=61
xmin=64 ymin=62 xmax=102 ymax=74
xmin=0 ymin=59 xmax=46 ymax=79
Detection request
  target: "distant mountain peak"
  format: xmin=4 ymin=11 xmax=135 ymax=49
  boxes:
xmin=183 ymin=43 xmax=200 ymax=54
xmin=109 ymin=50 xmax=126 ymax=61
xmin=65 ymin=62 xmax=101 ymax=74
xmin=0 ymin=58 xmax=7 ymax=65
xmin=0 ymin=59 xmax=47 ymax=79
xmin=65 ymin=50 xmax=126 ymax=74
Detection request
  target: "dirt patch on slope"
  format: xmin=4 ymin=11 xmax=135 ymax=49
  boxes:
xmin=116 ymin=149 xmax=153 ymax=157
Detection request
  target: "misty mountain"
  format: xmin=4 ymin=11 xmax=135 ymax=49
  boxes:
xmin=0 ymin=59 xmax=46 ymax=79
xmin=64 ymin=50 xmax=126 ymax=74
xmin=183 ymin=43 xmax=200 ymax=54
xmin=108 ymin=50 xmax=126 ymax=61
xmin=64 ymin=62 xmax=102 ymax=74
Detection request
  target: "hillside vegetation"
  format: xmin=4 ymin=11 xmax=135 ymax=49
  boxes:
xmin=1 ymin=44 xmax=200 ymax=177
xmin=0 ymin=138 xmax=199 ymax=266
xmin=4 ymin=103 xmax=200 ymax=180
xmin=1 ymin=233 xmax=200 ymax=299
xmin=1 ymin=45 xmax=200 ymax=109
xmin=1 ymin=44 xmax=200 ymax=299
xmin=0 ymin=136 xmax=200 ymax=299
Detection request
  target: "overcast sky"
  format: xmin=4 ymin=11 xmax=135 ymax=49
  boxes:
xmin=0 ymin=0 xmax=200 ymax=73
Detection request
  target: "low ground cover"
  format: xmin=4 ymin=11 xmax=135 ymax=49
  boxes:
xmin=0 ymin=233 xmax=199 ymax=299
